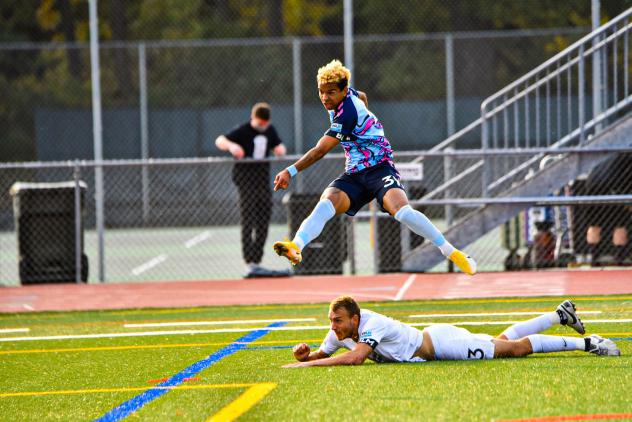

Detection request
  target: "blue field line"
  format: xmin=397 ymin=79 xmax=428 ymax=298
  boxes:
xmin=94 ymin=321 xmax=287 ymax=422
xmin=609 ymin=337 xmax=632 ymax=341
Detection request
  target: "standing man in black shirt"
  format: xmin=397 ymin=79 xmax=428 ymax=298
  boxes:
xmin=215 ymin=103 xmax=289 ymax=278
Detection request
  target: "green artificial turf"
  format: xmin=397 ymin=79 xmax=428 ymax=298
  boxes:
xmin=0 ymin=295 xmax=630 ymax=421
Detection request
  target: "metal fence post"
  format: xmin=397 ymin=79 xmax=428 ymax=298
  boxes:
xmin=89 ymin=0 xmax=105 ymax=282
xmin=292 ymin=38 xmax=303 ymax=155
xmin=344 ymin=0 xmax=354 ymax=75
xmin=443 ymin=148 xmax=455 ymax=272
xmin=481 ymin=111 xmax=489 ymax=197
xmin=292 ymin=37 xmax=305 ymax=193
xmin=578 ymin=44 xmax=586 ymax=145
xmin=445 ymin=33 xmax=455 ymax=137
xmin=73 ymin=163 xmax=82 ymax=283
xmin=444 ymin=33 xmax=456 ymax=272
xmin=139 ymin=42 xmax=150 ymax=223
xmin=592 ymin=0 xmax=603 ymax=133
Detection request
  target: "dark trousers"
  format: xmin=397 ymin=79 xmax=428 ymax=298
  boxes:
xmin=237 ymin=185 xmax=272 ymax=264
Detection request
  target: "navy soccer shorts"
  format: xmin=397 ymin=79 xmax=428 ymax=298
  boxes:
xmin=329 ymin=162 xmax=405 ymax=216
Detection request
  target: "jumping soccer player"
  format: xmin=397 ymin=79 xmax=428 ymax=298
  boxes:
xmin=272 ymin=59 xmax=476 ymax=275
xmin=283 ymin=296 xmax=620 ymax=367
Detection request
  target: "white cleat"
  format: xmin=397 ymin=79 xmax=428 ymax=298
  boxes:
xmin=556 ymin=300 xmax=585 ymax=335
xmin=586 ymin=334 xmax=621 ymax=356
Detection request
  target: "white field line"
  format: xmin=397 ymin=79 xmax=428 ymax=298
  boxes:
xmin=131 ymin=254 xmax=168 ymax=276
xmin=409 ymin=318 xmax=632 ymax=327
xmin=2 ymin=319 xmax=631 ymax=343
xmin=394 ymin=275 xmax=416 ymax=301
xmin=124 ymin=317 xmax=316 ymax=328
xmin=409 ymin=311 xmax=603 ymax=318
xmin=353 ymin=286 xmax=397 ymax=292
xmin=23 ymin=304 xmax=34 ymax=311
xmin=184 ymin=231 xmax=212 ymax=249
xmin=0 ymin=328 xmax=29 ymax=334
xmin=0 ymin=326 xmax=331 ymax=343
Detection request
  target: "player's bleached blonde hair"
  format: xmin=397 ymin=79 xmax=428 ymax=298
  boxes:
xmin=329 ymin=295 xmax=360 ymax=318
xmin=317 ymin=59 xmax=351 ymax=89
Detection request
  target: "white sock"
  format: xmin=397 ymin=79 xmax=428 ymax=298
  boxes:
xmin=527 ymin=334 xmax=585 ymax=353
xmin=394 ymin=205 xmax=455 ymax=256
xmin=501 ymin=312 xmax=559 ymax=340
xmin=292 ymin=199 xmax=336 ymax=250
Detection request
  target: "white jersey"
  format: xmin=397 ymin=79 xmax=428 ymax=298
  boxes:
xmin=319 ymin=309 xmax=424 ymax=363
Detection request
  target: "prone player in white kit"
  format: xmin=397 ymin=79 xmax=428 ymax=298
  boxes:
xmin=283 ymin=296 xmax=620 ymax=367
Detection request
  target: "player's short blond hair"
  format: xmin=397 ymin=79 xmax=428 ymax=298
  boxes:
xmin=317 ymin=59 xmax=351 ymax=89
xmin=329 ymin=295 xmax=360 ymax=318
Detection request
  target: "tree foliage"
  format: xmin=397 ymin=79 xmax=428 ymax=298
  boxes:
xmin=1 ymin=0 xmax=631 ymax=161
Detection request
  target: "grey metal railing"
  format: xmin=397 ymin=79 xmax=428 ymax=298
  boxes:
xmin=480 ymin=7 xmax=632 ymax=197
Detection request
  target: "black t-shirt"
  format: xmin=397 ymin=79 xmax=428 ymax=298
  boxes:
xmin=225 ymin=123 xmax=282 ymax=159
xmin=224 ymin=123 xmax=283 ymax=189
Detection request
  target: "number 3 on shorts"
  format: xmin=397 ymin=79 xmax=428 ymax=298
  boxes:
xmin=382 ymin=175 xmax=400 ymax=188
xmin=467 ymin=348 xmax=485 ymax=359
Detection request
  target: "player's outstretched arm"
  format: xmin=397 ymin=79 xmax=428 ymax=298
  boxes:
xmin=273 ymin=135 xmax=339 ymax=191
xmin=283 ymin=343 xmax=372 ymax=368
xmin=292 ymin=343 xmax=329 ymax=362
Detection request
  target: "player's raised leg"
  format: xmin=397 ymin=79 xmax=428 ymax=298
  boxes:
xmin=274 ymin=188 xmax=350 ymax=265
xmin=492 ymin=334 xmax=620 ymax=358
xmin=382 ymin=188 xmax=477 ymax=275
xmin=497 ymin=300 xmax=585 ymax=340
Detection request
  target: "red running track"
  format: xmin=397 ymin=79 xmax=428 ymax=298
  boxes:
xmin=0 ymin=269 xmax=631 ymax=313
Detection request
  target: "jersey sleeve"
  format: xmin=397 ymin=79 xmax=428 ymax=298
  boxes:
xmin=268 ymin=126 xmax=282 ymax=149
xmin=224 ymin=125 xmax=247 ymax=146
xmin=324 ymin=98 xmax=358 ymax=139
xmin=318 ymin=330 xmax=341 ymax=356
xmin=358 ymin=318 xmax=388 ymax=349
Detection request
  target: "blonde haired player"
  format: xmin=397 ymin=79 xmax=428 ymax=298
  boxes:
xmin=283 ymin=296 xmax=620 ymax=367
xmin=273 ymin=59 xmax=476 ymax=274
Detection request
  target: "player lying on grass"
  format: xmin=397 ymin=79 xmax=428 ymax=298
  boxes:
xmin=272 ymin=59 xmax=476 ymax=275
xmin=283 ymin=296 xmax=620 ymax=367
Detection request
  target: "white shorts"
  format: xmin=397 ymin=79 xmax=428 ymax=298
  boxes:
xmin=424 ymin=324 xmax=495 ymax=361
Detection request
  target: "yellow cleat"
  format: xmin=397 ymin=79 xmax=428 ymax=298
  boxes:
xmin=273 ymin=239 xmax=302 ymax=265
xmin=448 ymin=249 xmax=477 ymax=275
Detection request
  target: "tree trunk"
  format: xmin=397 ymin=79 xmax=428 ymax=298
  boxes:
xmin=58 ymin=0 xmax=82 ymax=79
xmin=110 ymin=0 xmax=133 ymax=100
xmin=267 ymin=0 xmax=284 ymax=36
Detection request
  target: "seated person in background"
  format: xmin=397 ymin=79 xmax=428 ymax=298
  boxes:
xmin=584 ymin=153 xmax=632 ymax=265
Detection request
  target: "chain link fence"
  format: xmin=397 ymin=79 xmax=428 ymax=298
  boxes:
xmin=1 ymin=28 xmax=593 ymax=164
xmin=2 ymin=1 xmax=632 ymax=284
xmin=1 ymin=150 xmax=631 ymax=285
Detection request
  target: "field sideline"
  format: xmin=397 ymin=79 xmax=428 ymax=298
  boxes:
xmin=0 ymin=295 xmax=630 ymax=421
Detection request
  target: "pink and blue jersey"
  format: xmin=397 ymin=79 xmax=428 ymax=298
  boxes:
xmin=324 ymin=87 xmax=394 ymax=174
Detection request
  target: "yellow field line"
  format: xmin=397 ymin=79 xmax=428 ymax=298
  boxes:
xmin=206 ymin=383 xmax=276 ymax=422
xmin=1 ymin=382 xmax=278 ymax=421
xmin=0 ymin=339 xmax=322 ymax=356
xmin=592 ymin=332 xmax=632 ymax=336
xmin=0 ymin=383 xmax=258 ymax=398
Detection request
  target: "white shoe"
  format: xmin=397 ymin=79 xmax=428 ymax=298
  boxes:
xmin=556 ymin=300 xmax=585 ymax=335
xmin=586 ymin=334 xmax=621 ymax=356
